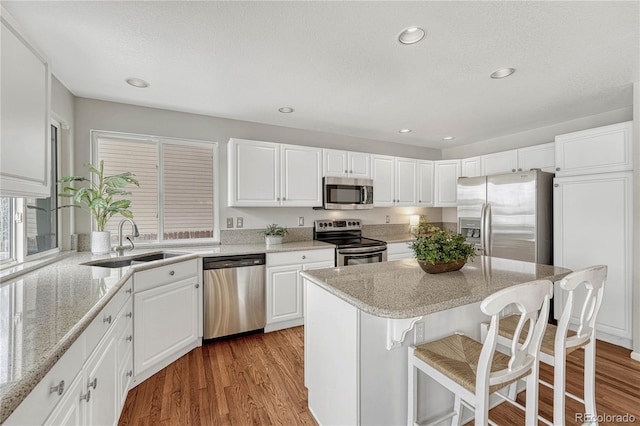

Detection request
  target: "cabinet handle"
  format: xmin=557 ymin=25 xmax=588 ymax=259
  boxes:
xmin=80 ymin=390 xmax=91 ymax=403
xmin=49 ymin=380 xmax=65 ymax=396
xmin=302 ymin=255 xmax=306 ymax=260
xmin=169 ymin=270 xmax=175 ymax=276
xmin=556 ymin=167 xmax=561 ymax=171
xmin=126 ymin=335 xmax=133 ymax=342
xmin=126 ymin=288 xmax=132 ymax=294
xmin=126 ymin=312 xmax=132 ymax=318
xmin=103 ymin=315 xmax=112 ymax=324
xmin=88 ymin=377 xmax=98 ymax=390
xmin=126 ymin=370 xmax=133 ymax=378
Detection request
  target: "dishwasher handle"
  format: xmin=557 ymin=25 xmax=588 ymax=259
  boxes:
xmin=203 ymin=254 xmax=265 ymax=270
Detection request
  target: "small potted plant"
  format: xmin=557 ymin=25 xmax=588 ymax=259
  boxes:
xmin=261 ymin=224 xmax=288 ymax=246
xmin=58 ymin=160 xmax=139 ymax=255
xmin=410 ymin=226 xmax=475 ymax=274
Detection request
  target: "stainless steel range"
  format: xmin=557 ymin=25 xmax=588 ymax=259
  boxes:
xmin=313 ymin=219 xmax=387 ymax=266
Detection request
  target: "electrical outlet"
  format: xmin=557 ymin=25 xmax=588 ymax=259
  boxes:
xmin=414 ymin=321 xmax=425 ymax=344
xmin=236 ymin=217 xmax=244 ymax=228
xmin=385 ymin=215 xmax=390 ymax=224
xmin=298 ymin=216 xmax=304 ymax=226
xmin=226 ymin=218 xmax=234 ymax=228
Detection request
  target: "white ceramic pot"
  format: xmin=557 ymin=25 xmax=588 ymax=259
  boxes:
xmin=91 ymin=231 xmax=111 ymax=255
xmin=265 ymin=235 xmax=283 ymax=246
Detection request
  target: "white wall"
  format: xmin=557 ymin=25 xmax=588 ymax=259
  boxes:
xmin=441 ymin=108 xmax=633 ymax=160
xmin=72 ymin=97 xmax=441 ymax=234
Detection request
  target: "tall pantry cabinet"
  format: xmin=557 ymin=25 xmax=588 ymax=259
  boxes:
xmin=553 ymin=121 xmax=633 ymax=348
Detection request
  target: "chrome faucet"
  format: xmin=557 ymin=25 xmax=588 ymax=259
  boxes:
xmin=114 ymin=218 xmax=139 ymax=256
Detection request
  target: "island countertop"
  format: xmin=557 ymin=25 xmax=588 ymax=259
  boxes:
xmin=300 ymin=256 xmax=571 ymax=319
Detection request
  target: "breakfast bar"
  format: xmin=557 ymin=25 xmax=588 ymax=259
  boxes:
xmin=301 ymin=256 xmax=570 ymax=426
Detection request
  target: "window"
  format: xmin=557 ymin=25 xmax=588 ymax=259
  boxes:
xmin=0 ymin=123 xmax=59 ymax=264
xmin=94 ymin=131 xmax=218 ymax=243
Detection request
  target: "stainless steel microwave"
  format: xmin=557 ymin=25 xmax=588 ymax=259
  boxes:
xmin=323 ymin=177 xmax=374 ymax=210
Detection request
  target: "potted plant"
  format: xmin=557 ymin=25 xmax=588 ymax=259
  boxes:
xmin=410 ymin=226 xmax=475 ymax=274
xmin=261 ymin=224 xmax=288 ymax=246
xmin=58 ymin=160 xmax=139 ymax=254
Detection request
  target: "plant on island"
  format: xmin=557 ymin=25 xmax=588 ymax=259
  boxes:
xmin=410 ymin=224 xmax=475 ymax=265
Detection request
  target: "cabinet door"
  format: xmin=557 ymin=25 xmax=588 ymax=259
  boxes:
xmin=387 ymin=242 xmax=413 ymax=261
xmin=281 ymin=144 xmax=322 ymax=206
xmin=395 ymin=158 xmax=417 ymax=206
xmin=134 ymin=277 xmax=199 ymax=377
xmin=434 ymin=160 xmax=460 ymax=207
xmin=461 ymin=157 xmax=481 ymax=178
xmin=228 ymin=138 xmax=280 ymax=206
xmin=1 ymin=13 xmax=52 ymax=198
xmin=480 ymin=150 xmax=518 ymax=176
xmin=371 ymin=154 xmax=395 ymax=206
xmin=517 ymin=143 xmax=555 ymax=173
xmin=417 ymin=160 xmax=434 ymax=206
xmin=554 ymin=172 xmax=632 ymax=347
xmin=323 ymin=149 xmax=348 ymax=177
xmin=348 ymin=152 xmax=371 ymax=178
xmin=267 ymin=264 xmax=303 ymax=324
xmin=555 ymin=121 xmax=632 ymax=176
xmin=43 ymin=372 xmax=83 ymax=426
xmin=84 ymin=327 xmax=119 ymax=426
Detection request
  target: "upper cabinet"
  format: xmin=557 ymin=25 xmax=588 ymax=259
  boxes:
xmin=394 ymin=157 xmax=417 ymax=206
xmin=434 ymin=160 xmax=460 ymax=207
xmin=416 ymin=160 xmax=434 ymax=206
xmin=460 ymin=156 xmax=481 ymax=178
xmin=228 ymin=139 xmax=322 ymax=207
xmin=555 ymin=121 xmax=632 ymax=177
xmin=370 ymin=155 xmax=418 ymax=207
xmin=1 ymin=10 xmax=51 ymax=198
xmin=480 ymin=149 xmax=518 ymax=176
xmin=517 ymin=142 xmax=555 ymax=173
xmin=323 ymin=149 xmax=370 ymax=178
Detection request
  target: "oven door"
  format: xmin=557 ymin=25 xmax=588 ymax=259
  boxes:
xmin=338 ymin=245 xmax=387 ymax=266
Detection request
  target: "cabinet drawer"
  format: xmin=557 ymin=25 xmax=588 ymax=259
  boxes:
xmin=387 ymin=242 xmax=413 ymax=256
xmin=134 ymin=259 xmax=198 ymax=293
xmin=4 ymin=334 xmax=85 ymax=426
xmin=267 ymin=249 xmax=334 ymax=267
xmin=85 ymin=279 xmax=132 ymax=357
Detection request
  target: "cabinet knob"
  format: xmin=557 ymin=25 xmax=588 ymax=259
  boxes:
xmin=344 ymin=170 xmax=348 ymax=174
xmin=554 ymin=183 xmax=559 ymax=187
xmin=511 ymin=169 xmax=516 ymax=172
xmin=418 ymin=200 xmax=422 ymax=203
xmin=302 ymin=255 xmax=306 ymax=260
xmin=126 ymin=312 xmax=132 ymax=318
xmin=80 ymin=390 xmax=91 ymax=403
xmin=126 ymin=370 xmax=133 ymax=378
xmin=195 ymin=283 xmax=200 ymax=288
xmin=277 ymin=197 xmax=280 ymax=201
xmin=126 ymin=288 xmax=132 ymax=294
xmin=349 ymin=170 xmax=353 ymax=174
xmin=49 ymin=380 xmax=65 ymax=396
xmin=518 ymin=168 xmax=522 ymax=171
xmin=88 ymin=377 xmax=98 ymax=390
xmin=103 ymin=315 xmax=112 ymax=324
xmin=169 ymin=270 xmax=175 ymax=276
xmin=556 ymin=167 xmax=561 ymax=171
xmin=282 ymin=197 xmax=286 ymax=201
xmin=126 ymin=335 xmax=133 ymax=342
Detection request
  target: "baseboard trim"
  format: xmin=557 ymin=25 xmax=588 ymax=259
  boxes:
xmin=630 ymin=351 xmax=640 ymax=362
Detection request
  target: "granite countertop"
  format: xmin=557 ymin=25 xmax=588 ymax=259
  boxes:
xmin=300 ymin=256 xmax=571 ymax=319
xmin=0 ymin=239 xmax=334 ymax=423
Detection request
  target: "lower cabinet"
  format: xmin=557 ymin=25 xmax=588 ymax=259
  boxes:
xmin=83 ymin=327 xmax=119 ymax=426
xmin=43 ymin=372 xmax=84 ymax=426
xmin=266 ymin=249 xmax=334 ymax=332
xmin=387 ymin=242 xmax=414 ymax=261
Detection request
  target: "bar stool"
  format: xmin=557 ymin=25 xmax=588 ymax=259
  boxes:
xmin=408 ymin=279 xmax=553 ymax=426
xmin=490 ymin=265 xmax=607 ymax=425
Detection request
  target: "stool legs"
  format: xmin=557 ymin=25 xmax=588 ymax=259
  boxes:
xmin=583 ymin=340 xmax=598 ymax=424
xmin=451 ymin=395 xmax=462 ymax=426
xmin=553 ymin=345 xmax=567 ymax=426
xmin=526 ymin=362 xmax=540 ymax=426
xmin=408 ymin=351 xmax=417 ymax=426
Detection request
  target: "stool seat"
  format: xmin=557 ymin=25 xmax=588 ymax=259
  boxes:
xmin=415 ymin=334 xmax=529 ymax=394
xmin=498 ymin=315 xmax=582 ymax=358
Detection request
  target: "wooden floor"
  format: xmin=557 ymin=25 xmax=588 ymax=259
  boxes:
xmin=119 ymin=327 xmax=640 ymax=426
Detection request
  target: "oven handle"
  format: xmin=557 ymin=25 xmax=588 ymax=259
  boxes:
xmin=338 ymin=245 xmax=387 ymax=254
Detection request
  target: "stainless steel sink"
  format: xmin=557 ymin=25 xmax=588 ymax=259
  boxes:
xmin=83 ymin=252 xmax=187 ymax=268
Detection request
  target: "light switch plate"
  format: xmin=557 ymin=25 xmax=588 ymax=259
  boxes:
xmin=386 ymin=215 xmax=390 ymax=224
xmin=226 ymin=218 xmax=234 ymax=228
xmin=298 ymin=217 xmax=304 ymax=226
xmin=236 ymin=217 xmax=244 ymax=228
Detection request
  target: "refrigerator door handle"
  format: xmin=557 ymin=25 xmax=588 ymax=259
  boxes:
xmin=484 ymin=202 xmax=492 ymax=256
xmin=480 ymin=203 xmax=486 ymax=255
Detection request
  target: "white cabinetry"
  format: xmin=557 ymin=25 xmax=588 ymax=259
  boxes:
xmin=133 ymin=260 xmax=200 ymax=384
xmin=517 ymin=142 xmax=555 ymax=173
xmin=480 ymin=149 xmax=518 ymax=175
xmin=0 ymin=10 xmax=52 ymax=198
xmin=416 ymin=160 xmax=434 ymax=206
xmin=228 ymin=138 xmax=322 ymax=207
xmin=323 ymin=149 xmax=370 ymax=178
xmin=371 ymin=154 xmax=395 ymax=206
xmin=434 ymin=160 xmax=461 ymax=207
xmin=554 ymin=172 xmax=633 ymax=348
xmin=394 ymin=158 xmax=417 ymax=206
xmin=387 ymin=242 xmax=414 ymax=261
xmin=460 ymin=156 xmax=481 ymax=178
xmin=266 ymin=249 xmax=334 ymax=332
xmin=43 ymin=372 xmax=83 ymax=426
xmin=555 ymin=121 xmax=633 ymax=176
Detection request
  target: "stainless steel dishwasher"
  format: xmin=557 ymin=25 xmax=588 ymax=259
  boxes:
xmin=203 ymin=254 xmax=266 ymax=340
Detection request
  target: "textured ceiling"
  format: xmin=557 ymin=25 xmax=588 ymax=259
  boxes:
xmin=3 ymin=1 xmax=639 ymax=148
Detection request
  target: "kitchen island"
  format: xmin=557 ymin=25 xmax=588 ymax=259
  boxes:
xmin=300 ymin=256 xmax=570 ymax=426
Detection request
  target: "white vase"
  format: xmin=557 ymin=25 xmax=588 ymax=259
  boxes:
xmin=91 ymin=231 xmax=111 ymax=255
xmin=265 ymin=235 xmax=283 ymax=246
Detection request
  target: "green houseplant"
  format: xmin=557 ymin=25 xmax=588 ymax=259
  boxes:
xmin=410 ymin=225 xmax=475 ymax=274
xmin=261 ymin=224 xmax=288 ymax=246
xmin=58 ymin=160 xmax=139 ymax=254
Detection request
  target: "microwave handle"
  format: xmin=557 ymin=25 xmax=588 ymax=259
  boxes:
xmin=362 ymin=186 xmax=368 ymax=204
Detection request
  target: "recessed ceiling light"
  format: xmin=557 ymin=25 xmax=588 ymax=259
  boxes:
xmin=398 ymin=27 xmax=426 ymax=45
xmin=490 ymin=68 xmax=516 ymax=79
xmin=126 ymin=78 xmax=149 ymax=88
xmin=278 ymin=107 xmax=294 ymax=113
xmin=442 ymin=136 xmax=455 ymax=141
xmin=399 ymin=129 xmax=412 ymax=134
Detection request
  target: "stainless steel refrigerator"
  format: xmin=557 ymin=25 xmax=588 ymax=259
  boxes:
xmin=457 ymin=170 xmax=554 ymax=264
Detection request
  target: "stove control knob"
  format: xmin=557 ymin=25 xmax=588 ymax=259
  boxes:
xmin=356 ymin=221 xmax=360 ymax=226
xmin=328 ymin=223 xmax=333 ymax=227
